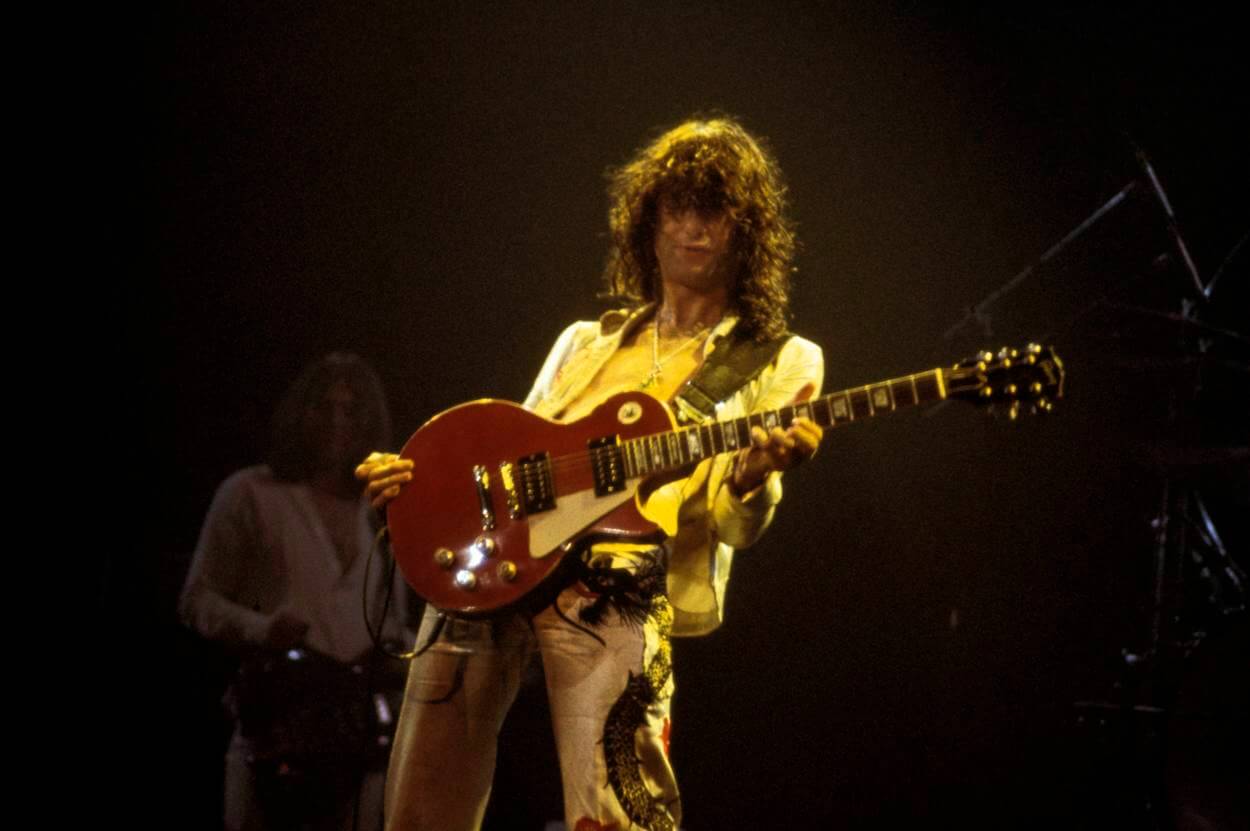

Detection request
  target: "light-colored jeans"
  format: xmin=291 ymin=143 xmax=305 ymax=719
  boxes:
xmin=383 ymin=573 xmax=679 ymax=831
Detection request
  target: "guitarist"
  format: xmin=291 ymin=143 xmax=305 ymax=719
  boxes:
xmin=358 ymin=116 xmax=824 ymax=831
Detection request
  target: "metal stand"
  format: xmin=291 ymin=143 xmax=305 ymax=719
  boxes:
xmin=941 ymin=146 xmax=1248 ymax=830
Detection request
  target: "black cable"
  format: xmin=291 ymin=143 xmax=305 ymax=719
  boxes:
xmin=361 ymin=524 xmax=424 ymax=661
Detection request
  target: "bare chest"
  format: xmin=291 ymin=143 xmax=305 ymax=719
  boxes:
xmin=560 ymin=336 xmax=703 ymax=422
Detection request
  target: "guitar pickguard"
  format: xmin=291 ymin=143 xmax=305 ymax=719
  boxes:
xmin=528 ymin=486 xmax=639 ymax=558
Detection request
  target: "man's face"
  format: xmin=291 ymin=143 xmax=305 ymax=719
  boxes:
xmin=652 ymin=197 xmax=735 ymax=293
xmin=308 ymin=377 xmax=364 ymax=473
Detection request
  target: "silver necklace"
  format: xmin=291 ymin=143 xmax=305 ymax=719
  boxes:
xmin=641 ymin=320 xmax=709 ymax=390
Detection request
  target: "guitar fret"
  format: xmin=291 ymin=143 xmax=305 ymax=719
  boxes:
xmin=914 ymin=371 xmax=941 ymax=403
xmin=869 ymin=383 xmax=893 ymax=412
xmin=815 ymin=396 xmax=833 ymax=427
xmin=831 ymin=393 xmax=851 ymax=423
xmin=737 ymin=418 xmax=752 ymax=447
xmin=849 ymin=389 xmax=872 ymax=420
xmin=891 ymin=377 xmax=916 ymax=408
xmin=702 ymin=424 xmax=718 ymax=457
xmin=686 ymin=427 xmax=703 ymax=460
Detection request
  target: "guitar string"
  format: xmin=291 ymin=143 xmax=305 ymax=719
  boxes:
xmin=534 ymin=392 xmax=848 ymax=477
xmin=535 ymin=402 xmax=809 ymax=477
xmin=533 ymin=373 xmax=947 ymax=479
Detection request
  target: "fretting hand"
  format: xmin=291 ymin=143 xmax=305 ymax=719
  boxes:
xmin=729 ymin=417 xmax=822 ymax=496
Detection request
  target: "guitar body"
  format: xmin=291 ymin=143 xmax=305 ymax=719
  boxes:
xmin=387 ymin=391 xmax=675 ymax=616
xmin=386 ymin=342 xmax=1064 ymax=617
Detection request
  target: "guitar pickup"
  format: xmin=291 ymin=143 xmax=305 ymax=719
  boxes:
xmin=588 ymin=435 xmax=626 ymax=497
xmin=517 ymin=452 xmax=555 ymax=514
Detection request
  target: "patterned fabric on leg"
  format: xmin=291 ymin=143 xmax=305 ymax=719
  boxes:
xmin=537 ymin=551 xmax=680 ymax=831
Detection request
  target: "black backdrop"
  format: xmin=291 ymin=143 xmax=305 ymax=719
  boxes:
xmin=133 ymin=4 xmax=1247 ymax=828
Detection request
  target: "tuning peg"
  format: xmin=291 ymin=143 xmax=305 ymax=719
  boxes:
xmin=981 ymin=350 xmax=994 ymax=363
xmin=1005 ymin=383 xmax=1018 ymax=397
xmin=980 ymin=386 xmax=993 ymax=399
xmin=1030 ymin=381 xmax=1043 ymax=396
xmin=1037 ymin=397 xmax=1053 ymax=413
xmin=1008 ymin=401 xmax=1021 ymax=421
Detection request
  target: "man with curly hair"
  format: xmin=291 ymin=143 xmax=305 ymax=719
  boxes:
xmin=359 ymin=116 xmax=824 ymax=831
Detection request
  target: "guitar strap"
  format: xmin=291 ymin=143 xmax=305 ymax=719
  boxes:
xmin=672 ymin=324 xmax=792 ymax=423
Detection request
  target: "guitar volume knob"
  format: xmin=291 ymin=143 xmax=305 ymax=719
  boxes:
xmin=497 ymin=561 xmax=518 ymax=582
xmin=474 ymin=536 xmax=497 ymax=556
xmin=454 ymin=570 xmax=478 ymax=591
xmin=434 ymin=548 xmax=455 ymax=569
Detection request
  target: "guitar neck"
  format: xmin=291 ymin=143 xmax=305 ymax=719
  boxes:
xmin=620 ymin=368 xmax=948 ymax=478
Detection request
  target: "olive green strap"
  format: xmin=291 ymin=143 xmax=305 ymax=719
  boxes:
xmin=673 ymin=326 xmax=791 ymax=423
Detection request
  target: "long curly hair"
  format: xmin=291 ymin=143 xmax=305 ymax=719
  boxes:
xmin=603 ymin=116 xmax=795 ymax=341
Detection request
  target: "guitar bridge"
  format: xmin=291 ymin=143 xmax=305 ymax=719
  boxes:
xmin=498 ymin=462 xmax=521 ymax=519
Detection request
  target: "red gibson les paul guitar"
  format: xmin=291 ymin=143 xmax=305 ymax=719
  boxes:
xmin=386 ymin=344 xmax=1064 ymax=616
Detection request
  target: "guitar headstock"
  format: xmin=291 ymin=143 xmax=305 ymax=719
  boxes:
xmin=946 ymin=343 xmax=1065 ymax=419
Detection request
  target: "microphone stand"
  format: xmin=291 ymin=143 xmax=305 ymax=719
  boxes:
xmin=941 ymin=181 xmax=1138 ymax=343
xmin=939 ymin=148 xmax=1247 ymax=828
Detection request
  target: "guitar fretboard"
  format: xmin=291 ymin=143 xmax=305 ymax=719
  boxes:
xmin=620 ymin=368 xmax=947 ymax=478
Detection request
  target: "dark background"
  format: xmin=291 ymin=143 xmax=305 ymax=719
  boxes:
xmin=132 ymin=3 xmax=1247 ymax=828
